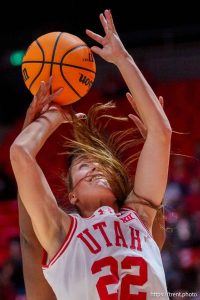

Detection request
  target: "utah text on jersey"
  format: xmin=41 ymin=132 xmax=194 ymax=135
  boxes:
xmin=42 ymin=206 xmax=169 ymax=300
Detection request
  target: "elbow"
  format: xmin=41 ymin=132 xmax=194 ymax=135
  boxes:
xmin=158 ymin=127 xmax=172 ymax=144
xmin=10 ymin=143 xmax=33 ymax=167
xmin=157 ymin=117 xmax=172 ymax=136
xmin=148 ymin=122 xmax=172 ymax=141
xmin=161 ymin=124 xmax=172 ymax=137
xmin=10 ymin=144 xmax=22 ymax=165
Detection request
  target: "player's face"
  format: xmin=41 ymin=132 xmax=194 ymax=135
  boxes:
xmin=69 ymin=157 xmax=117 ymax=208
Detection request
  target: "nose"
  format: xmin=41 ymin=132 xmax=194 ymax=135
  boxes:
xmin=91 ymin=162 xmax=101 ymax=173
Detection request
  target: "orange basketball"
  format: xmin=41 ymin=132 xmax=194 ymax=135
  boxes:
xmin=21 ymin=32 xmax=96 ymax=105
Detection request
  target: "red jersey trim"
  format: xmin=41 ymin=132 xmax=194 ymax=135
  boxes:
xmin=42 ymin=216 xmax=77 ymax=269
xmin=121 ymin=206 xmax=153 ymax=238
xmin=81 ymin=215 xmax=95 ymax=219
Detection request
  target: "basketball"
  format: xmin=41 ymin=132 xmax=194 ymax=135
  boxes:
xmin=21 ymin=32 xmax=96 ymax=105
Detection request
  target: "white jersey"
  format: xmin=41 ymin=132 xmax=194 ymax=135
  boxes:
xmin=42 ymin=206 xmax=169 ymax=300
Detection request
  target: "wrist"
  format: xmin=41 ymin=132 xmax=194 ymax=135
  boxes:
xmin=43 ymin=108 xmax=66 ymax=126
xmin=115 ymin=51 xmax=133 ymax=68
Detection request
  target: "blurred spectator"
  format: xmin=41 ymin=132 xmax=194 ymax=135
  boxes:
xmin=164 ymin=181 xmax=183 ymax=208
xmin=184 ymin=178 xmax=200 ymax=216
xmin=169 ymin=156 xmax=191 ymax=195
xmin=0 ymin=237 xmax=25 ymax=300
xmin=0 ymin=260 xmax=17 ymax=300
xmin=8 ymin=237 xmax=25 ymax=296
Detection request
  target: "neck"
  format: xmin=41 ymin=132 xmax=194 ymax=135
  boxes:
xmin=80 ymin=201 xmax=119 ymax=217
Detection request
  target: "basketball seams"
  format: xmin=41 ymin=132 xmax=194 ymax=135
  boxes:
xmin=61 ymin=63 xmax=96 ymax=74
xmin=28 ymin=40 xmax=45 ymax=91
xmin=49 ymin=32 xmax=63 ymax=94
xmin=50 ymin=35 xmax=91 ymax=98
xmin=60 ymin=44 xmax=96 ymax=74
xmin=22 ymin=61 xmax=96 ymax=74
xmin=60 ymin=64 xmax=81 ymax=98
xmin=22 ymin=32 xmax=96 ymax=105
xmin=59 ymin=44 xmax=94 ymax=98
xmin=61 ymin=44 xmax=87 ymax=58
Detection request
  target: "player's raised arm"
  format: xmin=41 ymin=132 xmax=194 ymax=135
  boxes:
xmin=124 ymin=93 xmax=166 ymax=250
xmin=16 ymin=78 xmax=58 ymax=300
xmin=10 ymin=78 xmax=71 ymax=254
xmin=11 ymin=78 xmax=85 ymax=299
xmin=86 ymin=9 xmax=172 ymax=230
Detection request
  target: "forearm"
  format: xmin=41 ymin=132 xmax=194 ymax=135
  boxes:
xmin=12 ymin=109 xmax=62 ymax=157
xmin=116 ymin=53 xmax=171 ymax=133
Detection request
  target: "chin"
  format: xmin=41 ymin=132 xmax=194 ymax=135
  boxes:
xmin=93 ymin=186 xmax=116 ymax=201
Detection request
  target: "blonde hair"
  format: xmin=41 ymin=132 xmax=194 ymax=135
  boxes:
xmin=63 ymin=102 xmax=144 ymax=207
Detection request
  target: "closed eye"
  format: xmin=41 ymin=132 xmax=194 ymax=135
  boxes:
xmin=79 ymin=163 xmax=89 ymax=169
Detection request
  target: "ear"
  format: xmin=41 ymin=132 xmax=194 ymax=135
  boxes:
xmin=68 ymin=192 xmax=78 ymax=205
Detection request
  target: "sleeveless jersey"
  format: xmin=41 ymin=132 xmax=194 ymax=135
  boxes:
xmin=42 ymin=206 xmax=169 ymax=300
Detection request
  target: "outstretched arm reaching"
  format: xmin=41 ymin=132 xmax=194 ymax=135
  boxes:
xmin=126 ymin=92 xmax=166 ymax=250
xmin=15 ymin=77 xmax=85 ymax=299
xmin=86 ymin=10 xmax=172 ymax=232
xmin=17 ymin=78 xmax=58 ymax=300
